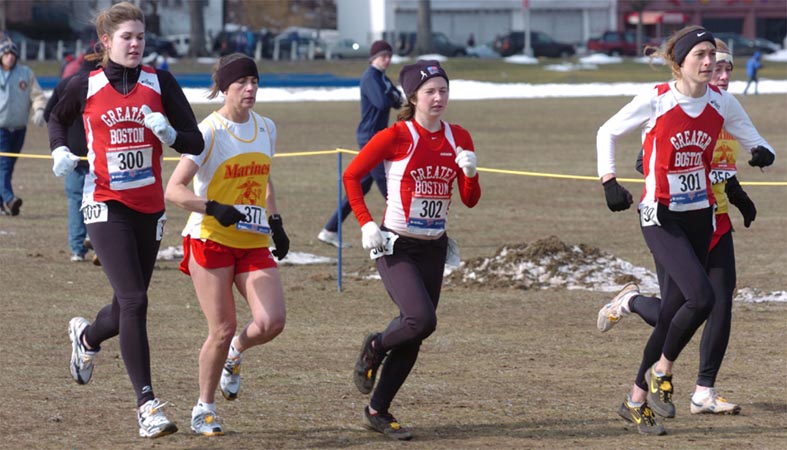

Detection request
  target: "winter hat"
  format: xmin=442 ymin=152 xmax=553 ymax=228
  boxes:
xmin=369 ymin=40 xmax=392 ymax=61
xmin=0 ymin=38 xmax=19 ymax=57
xmin=398 ymin=60 xmax=449 ymax=97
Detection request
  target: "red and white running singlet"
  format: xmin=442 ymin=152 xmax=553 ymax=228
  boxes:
xmin=82 ymin=65 xmax=165 ymax=214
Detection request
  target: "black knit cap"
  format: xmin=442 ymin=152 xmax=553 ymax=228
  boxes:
xmin=398 ymin=60 xmax=449 ymax=97
xmin=0 ymin=38 xmax=19 ymax=57
xmin=369 ymin=40 xmax=392 ymax=61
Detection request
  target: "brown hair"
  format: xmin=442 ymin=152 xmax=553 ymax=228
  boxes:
xmin=396 ymin=94 xmax=417 ymax=121
xmin=646 ymin=25 xmax=706 ymax=80
xmin=207 ymin=53 xmax=257 ymax=99
xmin=88 ymin=1 xmax=145 ymax=66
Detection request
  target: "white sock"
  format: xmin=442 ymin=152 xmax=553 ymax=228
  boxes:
xmin=627 ymin=394 xmax=643 ymax=407
xmin=692 ymin=389 xmax=712 ymax=402
xmin=197 ymin=401 xmax=216 ymax=412
xmin=228 ymin=338 xmax=241 ymax=359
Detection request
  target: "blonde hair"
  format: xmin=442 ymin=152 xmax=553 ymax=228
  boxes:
xmin=89 ymin=2 xmax=145 ymax=67
xmin=646 ymin=25 xmax=706 ymax=80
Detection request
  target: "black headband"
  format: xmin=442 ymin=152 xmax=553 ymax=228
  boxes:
xmin=217 ymin=57 xmax=259 ymax=92
xmin=674 ymin=28 xmax=715 ymax=66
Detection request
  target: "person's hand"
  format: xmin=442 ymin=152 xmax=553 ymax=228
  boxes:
xmin=455 ymin=148 xmax=477 ymax=178
xmin=268 ymin=214 xmax=290 ymax=260
xmin=725 ymin=176 xmax=757 ymax=227
xmin=603 ymin=177 xmax=633 ymax=212
xmin=390 ymin=87 xmax=403 ymax=109
xmin=205 ymin=200 xmax=245 ymax=227
xmin=361 ymin=221 xmax=385 ymax=250
xmin=51 ymin=146 xmax=80 ymax=177
xmin=748 ymin=145 xmax=774 ymax=168
xmin=31 ymin=109 xmax=45 ymax=127
xmin=140 ymin=104 xmax=177 ymax=146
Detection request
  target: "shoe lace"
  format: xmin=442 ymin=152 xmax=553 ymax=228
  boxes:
xmin=640 ymin=405 xmax=658 ymax=426
xmin=224 ymin=355 xmax=241 ymax=374
xmin=141 ymin=399 xmax=171 ymax=425
xmin=658 ymin=378 xmax=673 ymax=403
xmin=194 ymin=409 xmax=221 ymax=427
xmin=376 ymin=411 xmax=403 ymax=430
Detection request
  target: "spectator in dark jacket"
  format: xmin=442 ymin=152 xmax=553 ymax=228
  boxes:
xmin=317 ymin=40 xmax=402 ymax=247
xmin=743 ymin=51 xmax=762 ymax=95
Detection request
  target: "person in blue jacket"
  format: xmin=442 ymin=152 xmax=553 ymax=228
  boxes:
xmin=743 ymin=51 xmax=762 ymax=95
xmin=317 ymin=40 xmax=402 ymax=247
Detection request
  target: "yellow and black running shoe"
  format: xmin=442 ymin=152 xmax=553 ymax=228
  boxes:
xmin=645 ymin=365 xmax=676 ymax=418
xmin=618 ymin=399 xmax=667 ymax=435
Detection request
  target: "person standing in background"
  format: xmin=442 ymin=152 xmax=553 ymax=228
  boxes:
xmin=743 ymin=51 xmax=762 ymax=95
xmin=317 ymin=40 xmax=402 ymax=247
xmin=0 ymin=37 xmax=46 ymax=216
xmin=44 ymin=52 xmax=101 ymax=263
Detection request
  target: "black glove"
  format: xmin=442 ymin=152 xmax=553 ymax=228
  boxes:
xmin=205 ymin=200 xmax=245 ymax=227
xmin=748 ymin=145 xmax=774 ymax=168
xmin=634 ymin=149 xmax=644 ymax=175
xmin=389 ymin=87 xmax=403 ymax=109
xmin=725 ymin=176 xmax=756 ymax=228
xmin=268 ymin=214 xmax=289 ymax=260
xmin=603 ymin=177 xmax=633 ymax=212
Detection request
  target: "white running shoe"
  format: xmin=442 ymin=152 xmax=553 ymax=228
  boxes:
xmin=317 ymin=229 xmax=350 ymax=248
xmin=690 ymin=389 xmax=741 ymax=415
xmin=597 ymin=282 xmax=639 ymax=332
xmin=68 ymin=317 xmax=99 ymax=384
xmin=191 ymin=405 xmax=225 ymax=436
xmin=138 ymin=398 xmax=178 ymax=438
xmin=220 ymin=353 xmax=242 ymax=400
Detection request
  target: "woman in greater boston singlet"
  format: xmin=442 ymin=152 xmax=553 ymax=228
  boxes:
xmin=595 ymin=26 xmax=775 ymax=436
xmin=47 ymin=1 xmax=203 ymax=439
xmin=345 ymin=60 xmax=481 ymax=441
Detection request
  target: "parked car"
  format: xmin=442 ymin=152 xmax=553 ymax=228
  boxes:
xmin=396 ymin=32 xmax=467 ymax=57
xmin=714 ymin=32 xmax=777 ymax=57
xmin=587 ymin=30 xmax=658 ymax=57
xmin=329 ymin=39 xmax=371 ymax=59
xmin=143 ymin=33 xmax=178 ymax=57
xmin=493 ymin=31 xmax=575 ymax=58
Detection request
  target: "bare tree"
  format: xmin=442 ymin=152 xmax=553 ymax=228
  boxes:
xmin=415 ymin=0 xmax=432 ymax=55
xmin=630 ymin=0 xmax=650 ymax=56
xmin=189 ymin=0 xmax=208 ymax=57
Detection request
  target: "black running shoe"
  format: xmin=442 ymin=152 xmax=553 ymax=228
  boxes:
xmin=6 ymin=197 xmax=22 ymax=216
xmin=363 ymin=406 xmax=412 ymax=441
xmin=353 ymin=333 xmax=385 ymax=395
xmin=645 ymin=365 xmax=676 ymax=418
xmin=618 ymin=400 xmax=667 ymax=435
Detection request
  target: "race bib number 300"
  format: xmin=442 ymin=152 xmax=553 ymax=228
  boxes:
xmin=82 ymin=202 xmax=108 ymax=224
xmin=107 ymin=146 xmax=154 ymax=190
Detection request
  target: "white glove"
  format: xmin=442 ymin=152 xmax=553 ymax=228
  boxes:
xmin=31 ymin=109 xmax=46 ymax=127
xmin=140 ymin=104 xmax=176 ymax=146
xmin=52 ymin=146 xmax=80 ymax=177
xmin=361 ymin=221 xmax=385 ymax=251
xmin=455 ymin=148 xmax=477 ymax=178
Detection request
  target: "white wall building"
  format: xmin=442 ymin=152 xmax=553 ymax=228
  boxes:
xmin=337 ymin=0 xmax=617 ymax=47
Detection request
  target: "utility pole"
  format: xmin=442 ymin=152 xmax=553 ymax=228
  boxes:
xmin=416 ymin=0 xmax=433 ymax=55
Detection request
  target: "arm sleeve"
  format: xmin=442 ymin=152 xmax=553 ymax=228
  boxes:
xmin=452 ymin=125 xmax=481 ymax=208
xmin=596 ymin=90 xmax=653 ymax=178
xmin=363 ymin=71 xmax=392 ymax=110
xmin=29 ymin=75 xmax=47 ymax=112
xmin=158 ymin=70 xmax=204 ymax=155
xmin=43 ymin=79 xmax=66 ymax=122
xmin=343 ymin=128 xmax=397 ymax=226
xmin=48 ymin=73 xmax=88 ymax=150
xmin=721 ymin=91 xmax=775 ymax=159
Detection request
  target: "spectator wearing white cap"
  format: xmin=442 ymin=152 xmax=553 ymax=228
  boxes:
xmin=317 ymin=40 xmax=402 ymax=247
xmin=0 ymin=37 xmax=46 ymax=216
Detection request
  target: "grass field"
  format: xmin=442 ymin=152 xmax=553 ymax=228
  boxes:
xmin=1 ymin=84 xmax=786 ymax=448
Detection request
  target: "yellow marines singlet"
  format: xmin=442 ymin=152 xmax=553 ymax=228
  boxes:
xmin=181 ymin=111 xmax=276 ymax=249
xmin=709 ymin=129 xmax=740 ymax=215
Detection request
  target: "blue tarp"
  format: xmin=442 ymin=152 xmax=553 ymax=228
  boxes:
xmin=38 ymin=72 xmax=359 ymax=90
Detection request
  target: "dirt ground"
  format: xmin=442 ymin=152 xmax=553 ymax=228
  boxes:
xmin=1 ymin=96 xmax=785 ymax=449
